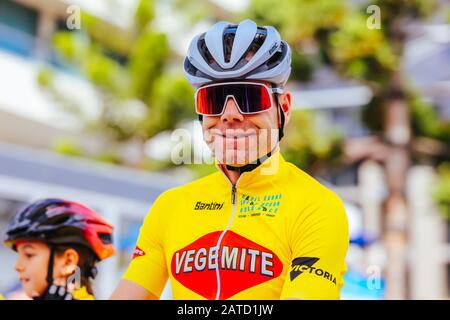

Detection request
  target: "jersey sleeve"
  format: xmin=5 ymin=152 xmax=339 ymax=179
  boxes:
xmin=122 ymin=192 xmax=169 ymax=298
xmin=280 ymin=191 xmax=349 ymax=300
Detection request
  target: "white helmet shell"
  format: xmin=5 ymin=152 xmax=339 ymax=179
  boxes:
xmin=184 ymin=19 xmax=292 ymax=88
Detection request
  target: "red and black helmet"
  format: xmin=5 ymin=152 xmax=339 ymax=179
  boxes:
xmin=4 ymin=198 xmax=115 ymax=261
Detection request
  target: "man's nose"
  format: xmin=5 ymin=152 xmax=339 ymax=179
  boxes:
xmin=220 ymin=97 xmax=244 ymax=123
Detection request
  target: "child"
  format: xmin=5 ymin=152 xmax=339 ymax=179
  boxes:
xmin=4 ymin=198 xmax=115 ymax=300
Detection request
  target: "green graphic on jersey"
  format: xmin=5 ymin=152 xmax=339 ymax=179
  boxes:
xmin=238 ymin=193 xmax=282 ymax=218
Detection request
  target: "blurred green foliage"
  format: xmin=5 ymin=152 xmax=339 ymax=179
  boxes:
xmin=36 ymin=66 xmax=54 ymax=88
xmin=144 ymin=74 xmax=195 ymax=136
xmin=186 ymin=162 xmax=217 ymax=180
xmin=173 ymin=0 xmax=214 ymax=24
xmin=363 ymin=90 xmax=450 ymax=144
xmin=282 ymin=109 xmax=344 ymax=174
xmin=433 ymin=164 xmax=450 ymax=220
xmin=135 ymin=0 xmax=155 ymax=30
xmin=39 ymin=0 xmax=195 ymax=165
xmin=410 ymin=95 xmax=450 ymax=143
xmin=53 ymin=138 xmax=83 ymax=157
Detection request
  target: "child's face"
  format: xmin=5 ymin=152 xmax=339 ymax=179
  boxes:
xmin=14 ymin=241 xmax=50 ymax=297
xmin=14 ymin=241 xmax=74 ymax=298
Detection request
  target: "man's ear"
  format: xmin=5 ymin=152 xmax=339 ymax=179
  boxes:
xmin=278 ymin=91 xmax=292 ymax=127
xmin=281 ymin=91 xmax=291 ymax=113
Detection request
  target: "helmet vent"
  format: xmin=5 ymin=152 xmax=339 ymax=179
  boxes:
xmin=98 ymin=233 xmax=113 ymax=245
xmin=241 ymin=27 xmax=267 ymax=63
xmin=223 ymin=26 xmax=237 ymax=63
xmin=198 ymin=37 xmax=215 ymax=65
xmin=43 ymin=214 xmax=70 ymax=226
xmin=266 ymin=42 xmax=285 ymax=68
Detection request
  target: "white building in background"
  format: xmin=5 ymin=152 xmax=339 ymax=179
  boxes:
xmin=0 ymin=0 xmax=134 ymax=149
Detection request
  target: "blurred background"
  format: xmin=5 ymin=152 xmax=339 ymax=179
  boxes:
xmin=0 ymin=0 xmax=449 ymax=300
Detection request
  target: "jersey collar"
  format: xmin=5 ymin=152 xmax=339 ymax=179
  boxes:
xmin=215 ymin=148 xmax=287 ymax=189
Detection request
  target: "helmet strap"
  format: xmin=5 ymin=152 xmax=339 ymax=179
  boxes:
xmin=89 ymin=266 xmax=98 ymax=279
xmin=278 ymin=105 xmax=285 ymax=142
xmin=275 ymin=93 xmax=285 ymax=142
xmin=46 ymin=245 xmax=55 ymax=289
xmin=225 ymin=151 xmax=271 ymax=174
xmin=225 ymin=145 xmax=278 ymax=174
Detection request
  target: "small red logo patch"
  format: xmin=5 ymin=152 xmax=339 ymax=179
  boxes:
xmin=132 ymin=245 xmax=146 ymax=259
xmin=170 ymin=230 xmax=283 ymax=299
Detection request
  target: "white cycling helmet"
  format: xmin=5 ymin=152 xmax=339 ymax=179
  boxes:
xmin=184 ymin=19 xmax=292 ymax=88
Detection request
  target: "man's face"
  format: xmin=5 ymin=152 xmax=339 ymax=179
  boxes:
xmin=201 ymin=81 xmax=291 ymax=166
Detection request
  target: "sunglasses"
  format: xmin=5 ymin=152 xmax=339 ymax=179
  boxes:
xmin=195 ymin=82 xmax=283 ymax=116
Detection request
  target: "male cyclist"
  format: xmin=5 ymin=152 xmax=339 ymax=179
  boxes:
xmin=111 ymin=19 xmax=349 ymax=300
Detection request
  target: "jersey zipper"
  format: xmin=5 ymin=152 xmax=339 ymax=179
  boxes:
xmin=231 ymin=185 xmax=236 ymax=205
xmin=214 ymin=170 xmax=243 ymax=300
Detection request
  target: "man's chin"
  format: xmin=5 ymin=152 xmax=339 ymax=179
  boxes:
xmin=216 ymin=149 xmax=260 ymax=167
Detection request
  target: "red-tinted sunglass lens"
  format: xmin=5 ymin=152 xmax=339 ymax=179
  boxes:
xmin=196 ymin=86 xmax=226 ymax=115
xmin=232 ymin=84 xmax=272 ymax=114
xmin=196 ymin=83 xmax=272 ymax=115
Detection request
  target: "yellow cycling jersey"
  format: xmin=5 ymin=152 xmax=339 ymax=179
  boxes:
xmin=72 ymin=287 xmax=94 ymax=300
xmin=123 ymin=150 xmax=349 ymax=300
xmin=0 ymin=288 xmax=93 ymax=300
